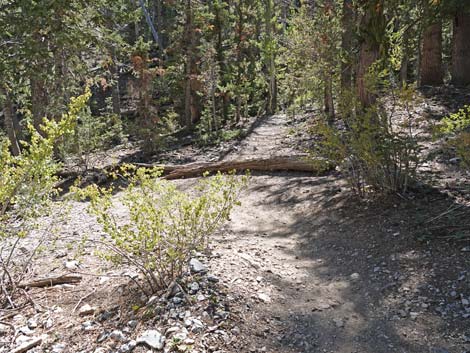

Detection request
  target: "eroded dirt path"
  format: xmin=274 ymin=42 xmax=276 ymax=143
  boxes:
xmin=206 ymin=114 xmax=470 ymax=353
xmin=2 ymin=114 xmax=468 ymax=353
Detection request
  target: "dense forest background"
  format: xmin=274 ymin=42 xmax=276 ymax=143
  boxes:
xmin=1 ymin=0 xmax=469 ymax=163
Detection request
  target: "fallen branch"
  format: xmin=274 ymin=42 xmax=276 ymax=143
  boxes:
xmin=10 ymin=336 xmax=42 ymax=353
xmin=18 ymin=274 xmax=82 ymax=289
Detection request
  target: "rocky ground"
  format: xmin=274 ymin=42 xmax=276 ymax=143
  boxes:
xmin=1 ymin=88 xmax=469 ymax=353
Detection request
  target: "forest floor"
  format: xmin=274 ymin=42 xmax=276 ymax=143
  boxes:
xmin=1 ymin=88 xmax=470 ymax=353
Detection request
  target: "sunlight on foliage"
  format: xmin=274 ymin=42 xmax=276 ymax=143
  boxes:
xmin=74 ymin=167 xmax=248 ymax=294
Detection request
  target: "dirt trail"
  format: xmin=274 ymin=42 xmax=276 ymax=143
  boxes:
xmin=206 ymin=114 xmax=469 ymax=353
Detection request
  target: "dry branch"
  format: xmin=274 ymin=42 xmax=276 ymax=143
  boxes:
xmin=18 ymin=274 xmax=82 ymax=288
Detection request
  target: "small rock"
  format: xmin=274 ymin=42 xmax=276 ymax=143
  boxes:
xmin=449 ymin=157 xmax=461 ymax=164
xmin=79 ymin=304 xmax=96 ymax=317
xmin=197 ymin=294 xmax=206 ymax=302
xmin=27 ymin=318 xmax=38 ymax=329
xmin=461 ymin=247 xmax=470 ymax=253
xmin=127 ymin=320 xmax=138 ymax=329
xmin=462 ymin=298 xmax=469 ymax=306
xmin=82 ymin=321 xmax=95 ymax=331
xmin=119 ymin=340 xmax=137 ymax=353
xmin=96 ymin=331 xmax=109 ymax=343
xmin=430 ymin=348 xmax=450 ymax=353
xmin=43 ymin=318 xmax=54 ymax=329
xmin=0 ymin=323 xmax=10 ymax=335
xmin=190 ymin=319 xmax=204 ymax=333
xmin=350 ymin=273 xmax=360 ymax=281
xmin=51 ymin=343 xmax=67 ymax=353
xmin=189 ymin=282 xmax=200 ymax=293
xmin=172 ymin=297 xmax=183 ymax=305
xmin=189 ymin=258 xmax=207 ymax=274
xmin=11 ymin=336 xmax=43 ymax=353
xmin=409 ymin=312 xmax=419 ymax=320
xmin=147 ymin=295 xmax=159 ymax=306
xmin=333 ymin=318 xmax=344 ymax=328
xmin=257 ymin=293 xmax=271 ymax=303
xmin=64 ymin=260 xmax=80 ymax=270
xmin=207 ymin=274 xmax=219 ymax=283
xmin=110 ymin=330 xmax=126 ymax=341
xmin=19 ymin=326 xmax=34 ymax=335
xmin=137 ymin=329 xmax=165 ymax=350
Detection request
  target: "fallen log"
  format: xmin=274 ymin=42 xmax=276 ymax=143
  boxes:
xmin=132 ymin=155 xmax=326 ymax=180
xmin=57 ymin=155 xmax=329 ymax=190
xmin=18 ymin=274 xmax=82 ymax=288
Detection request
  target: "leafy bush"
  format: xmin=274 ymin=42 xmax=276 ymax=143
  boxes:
xmin=76 ymin=167 xmax=247 ymax=294
xmin=311 ymin=87 xmax=421 ymax=196
xmin=437 ymin=105 xmax=470 ymax=169
xmin=0 ymin=89 xmax=90 ymax=304
xmin=58 ymin=107 xmax=124 ymax=171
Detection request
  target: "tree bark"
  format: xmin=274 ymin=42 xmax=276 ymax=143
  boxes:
xmin=1 ymin=88 xmax=21 ymax=156
xmin=324 ymin=76 xmax=335 ymax=122
xmin=356 ymin=1 xmax=384 ymax=108
xmin=30 ymin=74 xmax=48 ymax=135
xmin=420 ymin=21 xmax=443 ymax=86
xmin=183 ymin=0 xmax=201 ymax=129
xmin=59 ymin=156 xmax=328 ymax=187
xmin=452 ymin=12 xmax=470 ymax=86
xmin=265 ymin=0 xmax=277 ymax=115
xmin=340 ymin=0 xmax=354 ymax=90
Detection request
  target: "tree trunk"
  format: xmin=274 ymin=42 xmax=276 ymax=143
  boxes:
xmin=324 ymin=75 xmax=335 ymax=122
xmin=356 ymin=1 xmax=384 ymax=108
xmin=452 ymin=12 xmax=470 ymax=86
xmin=110 ymin=49 xmax=121 ymax=116
xmin=235 ymin=0 xmax=244 ymax=123
xmin=1 ymin=88 xmax=21 ymax=156
xmin=420 ymin=21 xmax=443 ymax=86
xmin=340 ymin=0 xmax=354 ymax=90
xmin=400 ymin=27 xmax=410 ymax=84
xmin=265 ymin=0 xmax=277 ymax=115
xmin=214 ymin=2 xmax=228 ymax=122
xmin=183 ymin=0 xmax=201 ymax=129
xmin=30 ymin=74 xmax=48 ymax=135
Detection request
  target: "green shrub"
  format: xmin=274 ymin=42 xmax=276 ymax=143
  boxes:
xmin=75 ymin=167 xmax=248 ymax=294
xmin=311 ymin=87 xmax=421 ymax=196
xmin=0 ymin=88 xmax=90 ymax=303
xmin=437 ymin=105 xmax=470 ymax=169
xmin=58 ymin=108 xmax=124 ymax=171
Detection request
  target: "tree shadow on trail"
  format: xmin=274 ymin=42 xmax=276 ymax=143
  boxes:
xmin=229 ymin=174 xmax=470 ymax=353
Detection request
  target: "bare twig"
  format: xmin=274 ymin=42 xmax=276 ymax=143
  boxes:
xmin=73 ymin=288 xmax=97 ymax=313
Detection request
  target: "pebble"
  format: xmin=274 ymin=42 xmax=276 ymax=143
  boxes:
xmin=127 ymin=320 xmax=138 ymax=328
xmin=82 ymin=321 xmax=95 ymax=331
xmin=27 ymin=318 xmax=38 ymax=329
xmin=110 ymin=329 xmax=126 ymax=341
xmin=189 ymin=258 xmax=207 ymax=274
xmin=137 ymin=329 xmax=165 ymax=350
xmin=189 ymin=282 xmax=200 ymax=293
xmin=257 ymin=293 xmax=271 ymax=303
xmin=0 ymin=324 xmax=10 ymax=335
xmin=119 ymin=340 xmax=137 ymax=353
xmin=333 ymin=318 xmax=344 ymax=328
xmin=64 ymin=260 xmax=80 ymax=270
xmin=51 ymin=343 xmax=67 ymax=353
xmin=350 ymin=273 xmax=360 ymax=280
xmin=79 ymin=304 xmax=96 ymax=316
xmin=207 ymin=274 xmax=219 ymax=283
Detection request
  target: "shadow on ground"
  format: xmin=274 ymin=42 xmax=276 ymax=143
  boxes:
xmin=225 ymin=173 xmax=470 ymax=353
